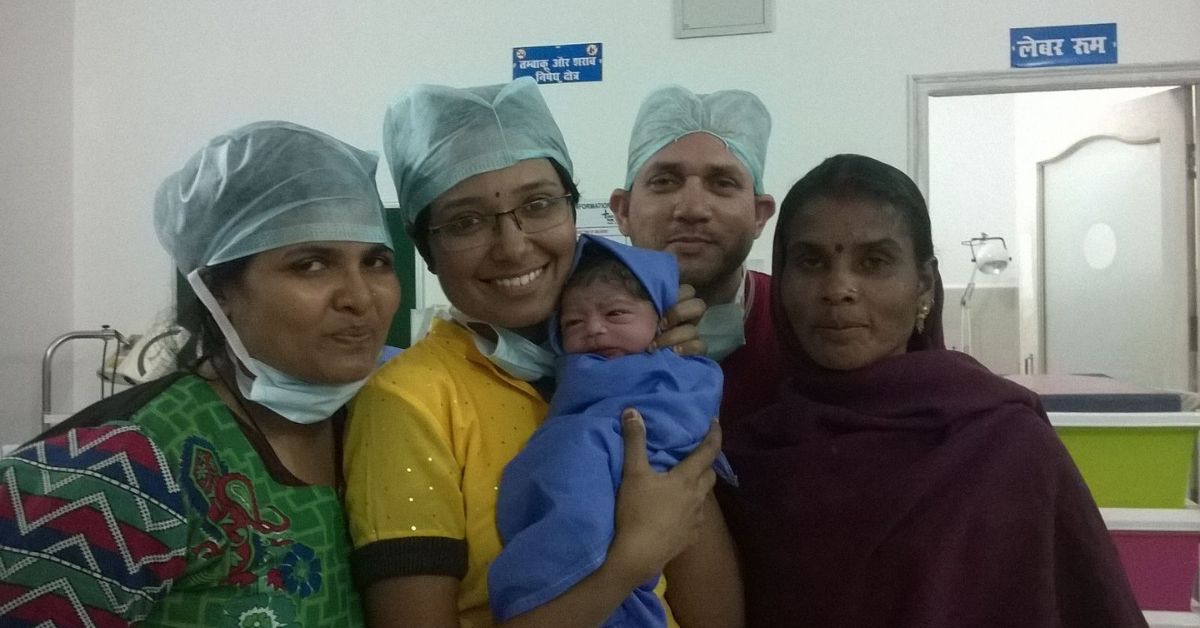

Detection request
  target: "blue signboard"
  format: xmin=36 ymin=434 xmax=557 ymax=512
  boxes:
xmin=513 ymin=42 xmax=603 ymax=85
xmin=1011 ymin=23 xmax=1117 ymax=68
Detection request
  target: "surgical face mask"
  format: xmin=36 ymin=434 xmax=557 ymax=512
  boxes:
xmin=698 ymin=302 xmax=747 ymax=362
xmin=187 ymin=270 xmax=369 ymax=424
xmin=448 ymin=310 xmax=556 ymax=381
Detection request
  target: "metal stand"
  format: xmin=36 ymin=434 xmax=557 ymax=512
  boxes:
xmin=41 ymin=327 xmax=129 ymax=429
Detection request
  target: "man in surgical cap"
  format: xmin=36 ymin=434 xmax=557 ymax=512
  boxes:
xmin=609 ymin=85 xmax=785 ymax=425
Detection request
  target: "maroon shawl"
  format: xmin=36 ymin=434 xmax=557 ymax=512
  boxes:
xmin=717 ymin=259 xmax=1144 ymax=626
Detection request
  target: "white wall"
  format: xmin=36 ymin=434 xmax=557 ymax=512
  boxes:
xmin=929 ymin=94 xmax=1019 ymax=288
xmin=928 ymin=94 xmax=1021 ymax=372
xmin=4 ymin=1 xmax=1199 ymax=439
xmin=0 ymin=0 xmax=75 ymax=445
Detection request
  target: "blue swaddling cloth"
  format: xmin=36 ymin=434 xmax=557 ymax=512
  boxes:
xmin=489 ymin=235 xmax=734 ymax=626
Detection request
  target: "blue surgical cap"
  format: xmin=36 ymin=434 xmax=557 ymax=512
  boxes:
xmin=624 ymin=85 xmax=771 ymax=194
xmin=154 ymin=120 xmax=392 ymax=274
xmin=383 ymin=77 xmax=574 ymax=227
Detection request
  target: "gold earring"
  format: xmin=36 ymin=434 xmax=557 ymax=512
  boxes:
xmin=915 ymin=302 xmax=931 ymax=334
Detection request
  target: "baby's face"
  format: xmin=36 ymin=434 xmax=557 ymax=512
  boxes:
xmin=559 ymin=280 xmax=659 ymax=358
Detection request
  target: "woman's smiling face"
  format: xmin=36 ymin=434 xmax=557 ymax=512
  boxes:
xmin=427 ymin=158 xmax=577 ymax=334
xmin=780 ymin=195 xmax=934 ymax=371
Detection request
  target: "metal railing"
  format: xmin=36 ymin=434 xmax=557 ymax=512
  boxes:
xmin=41 ymin=326 xmax=129 ymax=428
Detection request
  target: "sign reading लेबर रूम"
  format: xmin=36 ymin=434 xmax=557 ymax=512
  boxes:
xmin=513 ymin=42 xmax=603 ymax=85
xmin=1010 ymin=23 xmax=1117 ymax=68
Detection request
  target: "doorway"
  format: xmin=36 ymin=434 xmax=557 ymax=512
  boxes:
xmin=910 ymin=63 xmax=1200 ymax=390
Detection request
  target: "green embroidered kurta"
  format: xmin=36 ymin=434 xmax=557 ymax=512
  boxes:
xmin=0 ymin=374 xmax=364 ymax=626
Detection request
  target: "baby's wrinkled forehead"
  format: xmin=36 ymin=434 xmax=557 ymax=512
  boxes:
xmin=561 ymin=275 xmax=646 ymax=307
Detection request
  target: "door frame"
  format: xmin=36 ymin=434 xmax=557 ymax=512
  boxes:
xmin=909 ymin=62 xmax=1200 ymax=194
xmin=383 ymin=203 xmax=419 ymax=348
xmin=908 ymin=62 xmax=1200 ymax=382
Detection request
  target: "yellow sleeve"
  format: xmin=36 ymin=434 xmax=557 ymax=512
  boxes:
xmin=344 ymin=348 xmax=468 ymax=581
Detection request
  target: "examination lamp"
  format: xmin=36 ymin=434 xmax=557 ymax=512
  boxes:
xmin=959 ymin=233 xmax=1011 ymax=355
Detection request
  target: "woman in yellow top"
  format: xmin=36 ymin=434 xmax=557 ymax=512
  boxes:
xmin=344 ymin=78 xmax=741 ymax=627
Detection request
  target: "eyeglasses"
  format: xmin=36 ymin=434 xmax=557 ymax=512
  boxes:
xmin=428 ymin=194 xmax=573 ymax=252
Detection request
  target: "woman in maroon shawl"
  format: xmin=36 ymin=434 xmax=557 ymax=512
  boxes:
xmin=716 ymin=154 xmax=1144 ymax=627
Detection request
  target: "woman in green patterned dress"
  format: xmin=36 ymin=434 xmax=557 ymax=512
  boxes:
xmin=0 ymin=120 xmax=400 ymax=626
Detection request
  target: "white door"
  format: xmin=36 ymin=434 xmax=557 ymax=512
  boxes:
xmin=1038 ymin=86 xmax=1196 ymax=390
